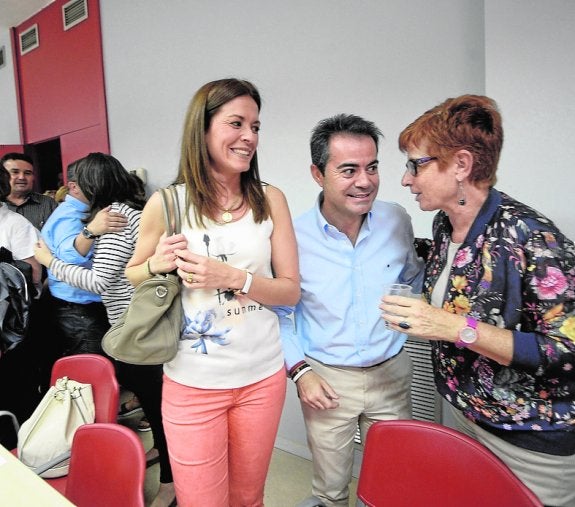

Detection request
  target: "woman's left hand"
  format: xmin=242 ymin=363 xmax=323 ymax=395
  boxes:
xmin=34 ymin=238 xmax=54 ymax=267
xmin=174 ymin=248 xmax=242 ymax=290
xmin=379 ymin=295 xmax=460 ymax=343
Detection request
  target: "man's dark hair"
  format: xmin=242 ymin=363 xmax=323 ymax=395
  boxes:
xmin=66 ymin=160 xmax=79 ymax=182
xmin=310 ymin=114 xmax=383 ymax=174
xmin=75 ymin=152 xmax=147 ymax=222
xmin=0 ymin=152 xmax=33 ymax=168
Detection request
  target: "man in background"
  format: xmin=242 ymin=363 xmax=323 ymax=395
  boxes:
xmin=280 ymin=114 xmax=424 ymax=507
xmin=0 ymin=167 xmax=42 ymax=447
xmin=1 ymin=152 xmax=58 ymax=231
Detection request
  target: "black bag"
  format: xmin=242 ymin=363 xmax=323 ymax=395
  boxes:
xmin=0 ymin=247 xmax=36 ymax=354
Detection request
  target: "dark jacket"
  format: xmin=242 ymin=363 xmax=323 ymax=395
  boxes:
xmin=425 ymin=188 xmax=575 ymax=455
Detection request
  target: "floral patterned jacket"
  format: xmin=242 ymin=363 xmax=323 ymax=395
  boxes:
xmin=424 ymin=188 xmax=575 ymax=454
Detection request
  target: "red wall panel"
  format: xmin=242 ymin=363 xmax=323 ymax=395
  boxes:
xmin=59 ymin=124 xmax=108 ymax=176
xmin=0 ymin=145 xmax=24 ymax=158
xmin=15 ymin=0 xmax=108 ymax=152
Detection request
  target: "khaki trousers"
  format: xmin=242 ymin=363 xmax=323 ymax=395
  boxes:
xmin=302 ymin=350 xmax=412 ymax=507
xmin=451 ymin=406 xmax=575 ymax=507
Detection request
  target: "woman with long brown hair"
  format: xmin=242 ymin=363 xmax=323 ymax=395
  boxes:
xmin=126 ymin=78 xmax=300 ymax=506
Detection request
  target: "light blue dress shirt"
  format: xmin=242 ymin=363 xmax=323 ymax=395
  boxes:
xmin=280 ymin=196 xmax=424 ymax=370
xmin=41 ymin=194 xmax=101 ymax=304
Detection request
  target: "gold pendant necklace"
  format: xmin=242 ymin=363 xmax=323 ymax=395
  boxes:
xmin=221 ymin=210 xmax=234 ymax=223
xmin=220 ymin=196 xmax=243 ymax=224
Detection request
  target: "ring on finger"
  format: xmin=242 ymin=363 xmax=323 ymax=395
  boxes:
xmin=186 ymin=273 xmax=194 ymax=284
xmin=399 ymin=321 xmax=411 ymax=330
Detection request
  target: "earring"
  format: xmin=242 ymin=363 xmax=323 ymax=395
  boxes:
xmin=457 ymin=181 xmax=466 ymax=206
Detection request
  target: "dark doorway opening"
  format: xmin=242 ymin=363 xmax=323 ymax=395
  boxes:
xmin=24 ymin=138 xmax=63 ymax=193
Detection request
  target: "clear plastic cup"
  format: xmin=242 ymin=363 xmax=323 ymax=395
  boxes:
xmin=382 ymin=284 xmax=412 ymax=318
xmin=383 ymin=283 xmax=412 ymax=297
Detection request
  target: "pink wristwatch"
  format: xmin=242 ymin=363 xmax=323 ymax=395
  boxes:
xmin=455 ymin=317 xmax=478 ymax=348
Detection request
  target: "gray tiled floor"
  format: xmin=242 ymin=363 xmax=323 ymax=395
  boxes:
xmin=264 ymin=447 xmax=358 ymax=506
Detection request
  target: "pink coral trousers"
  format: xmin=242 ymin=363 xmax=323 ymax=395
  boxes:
xmin=162 ymin=369 xmax=286 ymax=507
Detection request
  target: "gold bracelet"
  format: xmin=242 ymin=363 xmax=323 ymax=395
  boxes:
xmin=146 ymin=258 xmax=156 ymax=277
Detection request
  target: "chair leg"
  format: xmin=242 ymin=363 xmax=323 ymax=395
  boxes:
xmin=0 ymin=410 xmax=20 ymax=434
xmin=0 ymin=410 xmax=20 ymax=449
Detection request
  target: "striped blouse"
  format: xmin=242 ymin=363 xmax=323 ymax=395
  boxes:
xmin=48 ymin=202 xmax=141 ymax=325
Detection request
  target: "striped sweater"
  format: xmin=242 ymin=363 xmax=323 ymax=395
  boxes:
xmin=49 ymin=202 xmax=141 ymax=325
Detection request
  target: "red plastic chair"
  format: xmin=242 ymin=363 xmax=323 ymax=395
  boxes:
xmin=18 ymin=354 xmax=120 ymax=493
xmin=357 ymin=420 xmax=543 ymax=507
xmin=46 ymin=354 xmax=119 ymax=493
xmin=49 ymin=354 xmax=119 ymax=424
xmin=64 ymin=423 xmax=145 ymax=507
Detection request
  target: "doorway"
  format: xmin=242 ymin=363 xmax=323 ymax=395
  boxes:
xmin=24 ymin=138 xmax=63 ymax=193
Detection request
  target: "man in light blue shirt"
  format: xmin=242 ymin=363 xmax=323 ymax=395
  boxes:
xmin=281 ymin=114 xmax=424 ymax=507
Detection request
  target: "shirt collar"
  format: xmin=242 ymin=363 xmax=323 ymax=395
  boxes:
xmin=313 ymin=191 xmax=373 ymax=239
xmin=464 ymin=187 xmax=501 ymax=244
xmin=27 ymin=192 xmax=42 ymax=204
xmin=64 ymin=194 xmax=90 ymax=212
xmin=313 ymin=192 xmax=329 ymax=231
xmin=5 ymin=192 xmax=36 ymax=206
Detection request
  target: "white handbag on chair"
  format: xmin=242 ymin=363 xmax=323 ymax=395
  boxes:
xmin=17 ymin=376 xmax=95 ymax=478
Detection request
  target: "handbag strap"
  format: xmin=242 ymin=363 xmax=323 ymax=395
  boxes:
xmin=159 ymin=185 xmax=182 ymax=235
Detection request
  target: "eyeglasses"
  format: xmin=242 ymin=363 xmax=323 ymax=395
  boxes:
xmin=405 ymin=156 xmax=437 ymax=176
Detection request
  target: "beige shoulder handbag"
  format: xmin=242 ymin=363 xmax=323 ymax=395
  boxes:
xmin=102 ymin=185 xmax=183 ymax=365
xmin=17 ymin=376 xmax=95 ymax=478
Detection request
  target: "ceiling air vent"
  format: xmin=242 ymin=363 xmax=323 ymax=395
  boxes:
xmin=20 ymin=25 xmax=39 ymax=56
xmin=0 ymin=46 xmax=5 ymax=69
xmin=62 ymin=0 xmax=89 ymax=31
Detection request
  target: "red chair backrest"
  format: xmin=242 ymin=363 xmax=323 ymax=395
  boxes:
xmin=357 ymin=420 xmax=543 ymax=507
xmin=65 ymin=423 xmax=145 ymax=507
xmin=50 ymin=354 xmax=119 ymax=423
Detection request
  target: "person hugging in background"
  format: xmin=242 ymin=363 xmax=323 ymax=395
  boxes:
xmin=35 ymin=153 xmax=175 ymax=507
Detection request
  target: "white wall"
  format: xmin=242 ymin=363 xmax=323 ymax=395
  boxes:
xmin=0 ymin=29 xmax=21 ymax=143
xmin=100 ymin=0 xmax=485 ymax=239
xmin=99 ymin=0 xmax=485 ymax=457
xmin=1 ymin=0 xmax=574 ymax=460
xmin=485 ymin=0 xmax=575 ymax=240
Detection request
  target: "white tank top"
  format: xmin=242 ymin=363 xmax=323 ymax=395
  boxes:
xmin=163 ymin=184 xmax=284 ymax=388
xmin=431 ymin=241 xmax=462 ymax=308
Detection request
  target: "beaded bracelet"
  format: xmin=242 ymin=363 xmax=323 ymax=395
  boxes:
xmin=146 ymin=258 xmax=156 ymax=277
